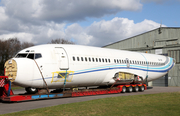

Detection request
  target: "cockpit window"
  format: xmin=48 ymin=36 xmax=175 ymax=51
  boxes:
xmin=15 ymin=53 xmax=28 ymax=58
xmin=35 ymin=54 xmax=42 ymax=59
xmin=27 ymin=54 xmax=34 ymax=59
xmin=15 ymin=53 xmax=42 ymax=59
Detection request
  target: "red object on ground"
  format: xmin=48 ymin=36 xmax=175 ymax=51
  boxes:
xmin=0 ymin=76 xmax=14 ymax=99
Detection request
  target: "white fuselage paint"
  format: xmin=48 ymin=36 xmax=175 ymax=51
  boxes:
xmin=7 ymin=44 xmax=175 ymax=89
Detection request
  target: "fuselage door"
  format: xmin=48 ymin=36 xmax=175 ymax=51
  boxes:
xmin=55 ymin=47 xmax=69 ymax=70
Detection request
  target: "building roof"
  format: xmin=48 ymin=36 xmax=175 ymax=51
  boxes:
xmin=102 ymin=27 xmax=180 ymax=48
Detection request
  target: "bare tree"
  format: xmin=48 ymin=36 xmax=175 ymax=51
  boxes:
xmin=21 ymin=42 xmax=34 ymax=50
xmin=49 ymin=38 xmax=74 ymax=44
xmin=0 ymin=38 xmax=34 ymax=75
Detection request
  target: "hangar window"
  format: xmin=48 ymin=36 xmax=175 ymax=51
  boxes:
xmin=72 ymin=57 xmax=75 ymax=61
xmin=77 ymin=57 xmax=79 ymax=61
xmin=89 ymin=57 xmax=91 ymax=62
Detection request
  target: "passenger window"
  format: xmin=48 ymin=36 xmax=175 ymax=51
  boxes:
xmin=108 ymin=59 xmax=111 ymax=63
xmin=96 ymin=58 xmax=98 ymax=62
xmin=99 ymin=58 xmax=101 ymax=62
xmin=117 ymin=59 xmax=119 ymax=63
xmin=81 ymin=57 xmax=83 ymax=61
xmin=92 ymin=58 xmax=95 ymax=62
xmin=124 ymin=60 xmax=126 ymax=63
xmin=89 ymin=57 xmax=91 ymax=62
xmin=105 ymin=59 xmax=107 ymax=62
xmin=77 ymin=57 xmax=79 ymax=61
xmin=114 ymin=59 xmax=116 ymax=63
xmin=85 ymin=57 xmax=87 ymax=61
xmin=102 ymin=58 xmax=104 ymax=62
xmin=73 ymin=56 xmax=75 ymax=61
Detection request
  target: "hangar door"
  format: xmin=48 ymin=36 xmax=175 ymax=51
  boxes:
xmin=152 ymin=74 xmax=168 ymax=87
xmin=55 ymin=47 xmax=69 ymax=70
xmin=152 ymin=53 xmax=168 ymax=87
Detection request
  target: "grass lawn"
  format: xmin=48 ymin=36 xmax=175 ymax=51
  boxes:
xmin=1 ymin=92 xmax=180 ymax=116
xmin=11 ymin=87 xmax=23 ymax=90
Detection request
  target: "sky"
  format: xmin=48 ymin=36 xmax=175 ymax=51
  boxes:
xmin=0 ymin=0 xmax=180 ymax=47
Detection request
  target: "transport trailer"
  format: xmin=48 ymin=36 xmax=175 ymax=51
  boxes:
xmin=0 ymin=76 xmax=147 ymax=102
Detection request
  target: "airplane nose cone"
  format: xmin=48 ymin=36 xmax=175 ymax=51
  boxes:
xmin=4 ymin=59 xmax=17 ymax=82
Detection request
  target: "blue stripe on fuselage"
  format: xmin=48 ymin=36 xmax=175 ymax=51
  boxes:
xmin=32 ymin=58 xmax=174 ymax=81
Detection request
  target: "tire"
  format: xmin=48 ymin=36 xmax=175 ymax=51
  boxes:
xmin=121 ymin=86 xmax=126 ymax=93
xmin=139 ymin=86 xmax=144 ymax=92
xmin=126 ymin=86 xmax=133 ymax=93
xmin=133 ymin=86 xmax=139 ymax=92
xmin=25 ymin=87 xmax=38 ymax=94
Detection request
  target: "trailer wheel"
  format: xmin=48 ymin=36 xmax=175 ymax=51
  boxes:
xmin=121 ymin=86 xmax=126 ymax=93
xmin=126 ymin=86 xmax=132 ymax=93
xmin=133 ymin=86 xmax=139 ymax=92
xmin=139 ymin=85 xmax=144 ymax=92
xmin=25 ymin=87 xmax=38 ymax=94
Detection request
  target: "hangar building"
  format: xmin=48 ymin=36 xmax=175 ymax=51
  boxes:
xmin=103 ymin=27 xmax=180 ymax=87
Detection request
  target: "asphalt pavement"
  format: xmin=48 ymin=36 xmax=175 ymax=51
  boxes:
xmin=0 ymin=86 xmax=180 ymax=115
